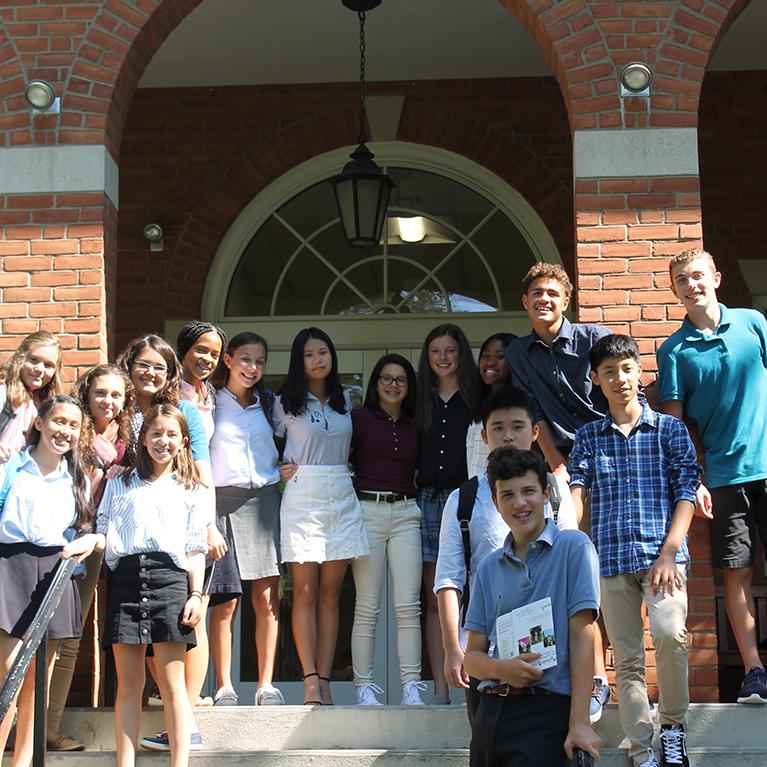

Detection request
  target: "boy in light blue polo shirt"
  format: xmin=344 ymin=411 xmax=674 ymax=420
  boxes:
xmin=657 ymin=248 xmax=767 ymax=705
xmin=463 ymin=448 xmax=600 ymax=767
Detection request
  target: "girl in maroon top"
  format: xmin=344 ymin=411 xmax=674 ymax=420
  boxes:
xmin=350 ymin=354 xmax=425 ymax=706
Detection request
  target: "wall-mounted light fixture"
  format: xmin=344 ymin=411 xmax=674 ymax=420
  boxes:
xmin=142 ymin=223 xmax=164 ymax=252
xmin=24 ymin=80 xmax=60 ymax=115
xmin=619 ymin=62 xmax=652 ymax=98
xmin=330 ymin=0 xmax=395 ymax=248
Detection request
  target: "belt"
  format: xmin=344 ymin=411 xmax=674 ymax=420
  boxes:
xmin=356 ymin=490 xmax=415 ymax=504
xmin=481 ymin=684 xmax=552 ymax=697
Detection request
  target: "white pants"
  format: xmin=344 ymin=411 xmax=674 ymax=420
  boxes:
xmin=351 ymin=498 xmax=422 ymax=685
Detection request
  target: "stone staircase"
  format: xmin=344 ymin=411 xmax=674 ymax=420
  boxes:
xmin=15 ymin=704 xmax=767 ymax=765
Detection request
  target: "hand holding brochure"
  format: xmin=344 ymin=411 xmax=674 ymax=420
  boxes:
xmin=495 ymin=596 xmax=557 ymax=670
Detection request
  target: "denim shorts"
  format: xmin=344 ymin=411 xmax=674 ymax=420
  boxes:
xmin=417 ymin=487 xmax=454 ymax=563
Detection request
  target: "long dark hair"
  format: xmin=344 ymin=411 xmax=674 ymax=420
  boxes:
xmin=26 ymin=395 xmax=94 ymax=533
xmin=278 ymin=327 xmax=346 ymax=416
xmin=363 ymin=354 xmax=416 ymax=418
xmin=116 ymin=334 xmax=182 ymax=406
xmin=211 ymin=331 xmax=274 ymax=427
xmin=415 ymin=323 xmax=478 ymax=435
xmin=478 ymin=332 xmax=517 ymax=400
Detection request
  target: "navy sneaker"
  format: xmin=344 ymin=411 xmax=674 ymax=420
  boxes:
xmin=659 ymin=724 xmax=689 ymax=767
xmin=736 ymin=666 xmax=767 ymax=704
xmin=139 ymin=731 xmax=203 ymax=751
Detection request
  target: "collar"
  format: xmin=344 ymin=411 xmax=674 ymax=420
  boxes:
xmin=371 ymin=406 xmax=411 ymax=424
xmin=221 ymin=386 xmax=260 ymax=407
xmin=21 ymin=446 xmax=71 ymax=479
xmin=682 ymin=303 xmax=730 ymax=342
xmin=500 ymin=518 xmax=556 ymax=561
xmin=526 ymin=317 xmax=574 ymax=349
xmin=598 ymin=402 xmax=656 ymax=433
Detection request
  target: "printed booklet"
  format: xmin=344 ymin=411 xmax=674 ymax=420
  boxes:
xmin=495 ymin=596 xmax=557 ymax=670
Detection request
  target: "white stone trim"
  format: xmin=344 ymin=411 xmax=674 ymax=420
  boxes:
xmin=574 ymin=128 xmax=699 ymax=179
xmin=0 ymin=146 xmax=119 ymax=208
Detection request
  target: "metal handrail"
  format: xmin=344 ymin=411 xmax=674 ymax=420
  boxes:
xmin=0 ymin=555 xmax=79 ymax=766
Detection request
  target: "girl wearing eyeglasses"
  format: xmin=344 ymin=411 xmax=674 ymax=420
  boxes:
xmin=349 ymin=354 xmax=425 ymax=706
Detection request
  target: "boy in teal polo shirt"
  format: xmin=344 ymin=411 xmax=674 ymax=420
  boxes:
xmin=657 ymin=247 xmax=767 ymax=704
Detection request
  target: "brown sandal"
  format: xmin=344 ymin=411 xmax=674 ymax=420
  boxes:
xmin=302 ymin=672 xmax=323 ymax=706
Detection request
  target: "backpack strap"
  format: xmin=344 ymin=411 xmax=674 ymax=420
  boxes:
xmin=546 ymin=472 xmax=561 ymax=526
xmin=457 ymin=475 xmax=479 ymax=625
xmin=0 ymin=450 xmax=25 ymax=511
xmin=0 ymin=397 xmax=16 ymax=437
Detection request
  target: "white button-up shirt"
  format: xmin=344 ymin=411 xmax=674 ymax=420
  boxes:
xmin=0 ymin=447 xmax=78 ymax=546
xmin=210 ymin=388 xmax=280 ymax=488
xmin=97 ymin=470 xmax=208 ymax=571
xmin=272 ymin=392 xmax=352 ymax=466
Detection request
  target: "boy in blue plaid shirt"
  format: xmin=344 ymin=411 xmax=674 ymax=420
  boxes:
xmin=569 ymin=335 xmax=700 ymax=767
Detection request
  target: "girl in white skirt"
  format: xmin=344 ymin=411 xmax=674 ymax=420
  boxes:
xmin=274 ymin=327 xmax=369 ymax=705
xmin=0 ymin=395 xmax=95 ymax=765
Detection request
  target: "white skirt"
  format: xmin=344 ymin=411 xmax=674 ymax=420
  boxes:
xmin=280 ymin=465 xmax=370 ymax=564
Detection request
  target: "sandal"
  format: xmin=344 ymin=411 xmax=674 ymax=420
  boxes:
xmin=302 ymin=672 xmax=323 ymax=706
xmin=318 ymin=675 xmax=334 ymax=706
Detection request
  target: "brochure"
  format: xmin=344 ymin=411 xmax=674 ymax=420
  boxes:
xmin=495 ymin=596 xmax=557 ymax=670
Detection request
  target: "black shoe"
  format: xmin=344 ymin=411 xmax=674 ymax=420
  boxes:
xmin=736 ymin=665 xmax=767 ymax=704
xmin=659 ymin=724 xmax=689 ymax=767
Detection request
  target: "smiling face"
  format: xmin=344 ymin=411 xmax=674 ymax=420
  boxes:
xmin=522 ymin=277 xmax=570 ymax=327
xmin=377 ymin=363 xmax=409 ymax=412
xmin=143 ymin=414 xmax=186 ymax=471
xmin=478 ymin=339 xmax=509 ymax=389
xmin=482 ymin=407 xmax=538 ymax=452
xmin=492 ymin=469 xmax=549 ymax=546
xmin=21 ymin=343 xmax=59 ymax=393
xmin=224 ymin=343 xmax=267 ymax=393
xmin=88 ymin=374 xmax=126 ymax=429
xmin=130 ymin=348 xmax=169 ymax=401
xmin=181 ymin=331 xmax=222 ymax=385
xmin=670 ymin=255 xmax=721 ymax=314
xmin=427 ymin=335 xmax=459 ymax=380
xmin=303 ymin=337 xmax=332 ymax=383
xmin=35 ymin=403 xmax=82 ymax=458
xmin=591 ymin=355 xmax=642 ymax=408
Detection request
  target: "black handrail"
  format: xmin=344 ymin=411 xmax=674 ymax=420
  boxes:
xmin=0 ymin=555 xmax=79 ymax=766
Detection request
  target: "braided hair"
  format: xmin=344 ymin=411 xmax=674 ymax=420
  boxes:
xmin=176 ymin=321 xmax=227 ymax=364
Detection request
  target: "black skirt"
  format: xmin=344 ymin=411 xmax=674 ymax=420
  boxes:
xmin=103 ymin=552 xmax=195 ymax=648
xmin=0 ymin=543 xmax=81 ymax=640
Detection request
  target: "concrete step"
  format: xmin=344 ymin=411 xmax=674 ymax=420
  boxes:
xmin=56 ymin=703 xmax=767 ymax=752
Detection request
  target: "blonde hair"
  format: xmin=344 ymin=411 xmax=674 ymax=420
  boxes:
xmin=132 ymin=404 xmax=201 ymax=490
xmin=668 ymin=248 xmax=717 ymax=278
xmin=521 ymin=262 xmax=573 ymax=298
xmin=0 ymin=332 xmax=63 ymax=409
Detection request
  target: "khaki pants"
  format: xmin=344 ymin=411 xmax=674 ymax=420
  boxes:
xmin=600 ymin=567 xmax=689 ymax=766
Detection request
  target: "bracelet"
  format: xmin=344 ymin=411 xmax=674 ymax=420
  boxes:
xmin=189 ymin=590 xmax=203 ymax=599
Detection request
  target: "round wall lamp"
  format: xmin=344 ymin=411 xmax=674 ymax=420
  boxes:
xmin=619 ymin=63 xmax=652 ymax=96
xmin=142 ymin=223 xmax=165 ymax=252
xmin=24 ymin=80 xmax=60 ymax=114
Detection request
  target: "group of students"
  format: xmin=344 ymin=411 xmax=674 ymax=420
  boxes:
xmin=0 ymin=248 xmax=765 ymax=767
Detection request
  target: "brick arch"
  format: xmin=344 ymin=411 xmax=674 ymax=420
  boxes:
xmin=0 ymin=22 xmax=25 ymax=138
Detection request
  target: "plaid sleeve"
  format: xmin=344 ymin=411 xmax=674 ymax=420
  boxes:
xmin=665 ymin=417 xmax=701 ymax=504
xmin=568 ymin=426 xmax=594 ymax=489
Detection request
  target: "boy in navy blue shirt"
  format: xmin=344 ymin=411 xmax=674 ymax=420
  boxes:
xmin=463 ymin=448 xmax=600 ymax=767
xmin=570 ymin=335 xmax=700 ymax=767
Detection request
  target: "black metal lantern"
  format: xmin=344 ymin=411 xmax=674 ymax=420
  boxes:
xmin=330 ymin=1 xmax=394 ymax=248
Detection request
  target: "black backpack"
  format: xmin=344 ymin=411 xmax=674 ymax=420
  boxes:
xmin=456 ymin=472 xmax=561 ymax=623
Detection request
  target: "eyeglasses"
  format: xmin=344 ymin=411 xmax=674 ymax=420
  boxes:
xmin=133 ymin=360 xmax=168 ymax=376
xmin=379 ymin=375 xmax=408 ymax=387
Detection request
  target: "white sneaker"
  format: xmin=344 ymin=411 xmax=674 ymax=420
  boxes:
xmin=589 ymin=676 xmax=609 ymax=724
xmin=355 ymin=683 xmax=384 ymax=706
xmin=401 ymin=680 xmax=427 ymax=705
xmin=638 ymin=748 xmax=660 ymax=767
xmin=255 ymin=684 xmax=285 ymax=706
xmin=213 ymin=684 xmax=238 ymax=706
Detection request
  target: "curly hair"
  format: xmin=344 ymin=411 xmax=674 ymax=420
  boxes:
xmin=0 ymin=332 xmax=63 ymax=409
xmin=520 ymin=262 xmax=573 ymax=298
xmin=116 ymin=334 xmax=182 ymax=406
xmin=74 ymin=364 xmax=135 ymax=469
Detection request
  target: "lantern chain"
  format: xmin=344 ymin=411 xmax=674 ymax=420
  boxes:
xmin=358 ymin=11 xmax=367 ymax=143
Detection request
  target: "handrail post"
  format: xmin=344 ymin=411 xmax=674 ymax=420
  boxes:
xmin=32 ymin=632 xmax=47 ymax=767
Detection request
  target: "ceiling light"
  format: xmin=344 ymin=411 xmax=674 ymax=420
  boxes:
xmin=24 ymin=80 xmax=60 ymax=114
xmin=397 ymin=217 xmax=426 ymax=243
xmin=619 ymin=63 xmax=652 ymax=96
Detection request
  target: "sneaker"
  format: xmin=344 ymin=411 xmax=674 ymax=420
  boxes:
xmin=736 ymin=665 xmax=767 ymax=704
xmin=196 ymin=695 xmax=214 ymax=707
xmin=401 ymin=680 xmax=427 ymax=706
xmin=428 ymin=692 xmax=450 ymax=705
xmin=355 ymin=683 xmax=384 ymax=706
xmin=147 ymin=684 xmax=163 ymax=707
xmin=638 ymin=748 xmax=661 ymax=767
xmin=589 ymin=676 xmax=610 ymax=724
xmin=139 ymin=731 xmax=203 ymax=752
xmin=213 ymin=684 xmax=239 ymax=706
xmin=46 ymin=732 xmax=85 ymax=752
xmin=255 ymin=684 xmax=285 ymax=705
xmin=660 ymin=724 xmax=689 ymax=767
